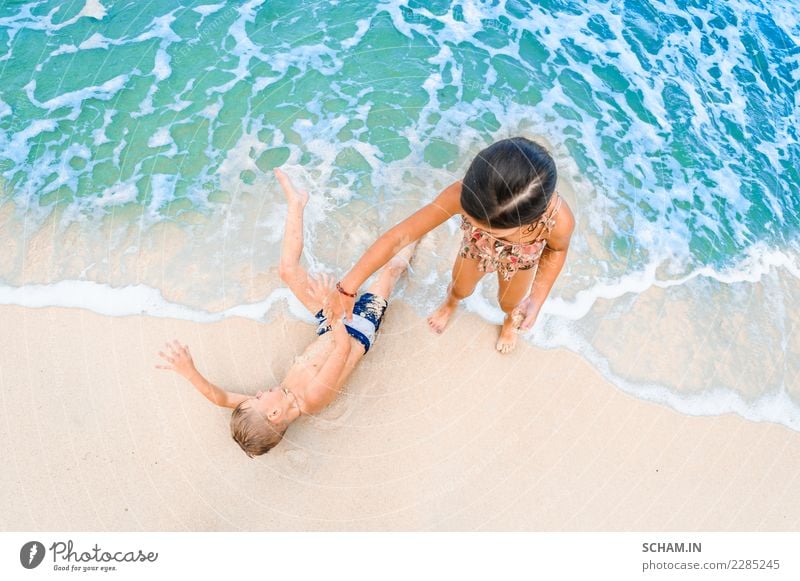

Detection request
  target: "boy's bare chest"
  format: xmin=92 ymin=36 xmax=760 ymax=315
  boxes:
xmin=282 ymin=334 xmax=335 ymax=388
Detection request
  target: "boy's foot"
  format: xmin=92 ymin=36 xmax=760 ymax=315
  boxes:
xmin=275 ymin=168 xmax=309 ymax=208
xmin=427 ymin=296 xmax=458 ymax=334
xmin=369 ymin=241 xmax=420 ymax=300
xmin=387 ymin=241 xmax=418 ymax=274
xmin=496 ymin=311 xmax=522 ymax=354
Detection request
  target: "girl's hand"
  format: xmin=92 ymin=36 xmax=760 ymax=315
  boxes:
xmin=156 ymin=340 xmax=197 ymax=378
xmin=324 ymin=286 xmax=355 ymax=322
xmin=517 ymin=297 xmax=541 ymax=332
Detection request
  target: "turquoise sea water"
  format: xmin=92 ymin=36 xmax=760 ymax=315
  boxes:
xmin=1 ymin=1 xmax=798 ymax=426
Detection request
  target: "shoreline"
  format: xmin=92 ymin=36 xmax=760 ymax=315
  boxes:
xmin=2 ymin=302 xmax=799 ymax=531
xmin=2 ymin=263 xmax=799 ymax=431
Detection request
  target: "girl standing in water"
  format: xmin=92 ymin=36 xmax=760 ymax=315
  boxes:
xmin=326 ymin=137 xmax=575 ymax=353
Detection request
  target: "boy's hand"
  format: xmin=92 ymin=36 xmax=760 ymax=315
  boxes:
xmin=156 ymin=340 xmax=197 ymax=379
xmin=310 ymin=272 xmax=357 ymax=324
xmin=307 ymin=272 xmax=335 ymax=306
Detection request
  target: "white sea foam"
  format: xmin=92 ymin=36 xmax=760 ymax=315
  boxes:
xmin=132 ymin=11 xmax=181 ymax=44
xmin=0 ymin=0 xmax=107 ymax=36
xmin=217 ymin=124 xmax=266 ymax=182
xmin=204 ymin=0 xmax=268 ymax=95
xmin=91 ymin=109 xmax=116 ymax=146
xmin=199 ymin=99 xmax=223 ymax=120
xmin=48 ymin=43 xmax=79 ymax=58
xmin=341 ymin=18 xmax=371 ymax=49
xmin=539 ymin=242 xmax=800 ymax=322
xmin=0 ymin=281 xmax=315 ymax=324
xmin=532 ymin=318 xmax=800 ymax=432
xmin=2 ymin=118 xmax=58 ymax=165
xmin=152 ymin=48 xmax=172 ymax=82
xmin=24 ymin=74 xmax=129 ymax=119
xmin=194 ymin=3 xmax=226 ymax=18
xmin=147 ymin=127 xmax=175 ymax=150
xmin=79 ymin=33 xmax=115 ymax=51
xmin=79 ymin=0 xmax=107 ymax=21
xmin=97 ymin=181 xmax=138 ymax=206
xmin=147 ymin=174 xmax=178 ymax=218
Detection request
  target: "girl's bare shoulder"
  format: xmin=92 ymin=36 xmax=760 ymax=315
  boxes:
xmin=548 ymin=196 xmax=575 ymax=249
xmin=432 ymin=180 xmax=464 ymax=213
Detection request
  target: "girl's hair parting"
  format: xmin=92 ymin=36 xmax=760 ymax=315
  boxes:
xmin=460 ymin=136 xmax=557 ymax=229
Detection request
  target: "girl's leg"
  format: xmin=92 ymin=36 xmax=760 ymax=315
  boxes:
xmin=496 ymin=267 xmax=536 ymax=353
xmin=427 ymin=253 xmax=486 ymax=334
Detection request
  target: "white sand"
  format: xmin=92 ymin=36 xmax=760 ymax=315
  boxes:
xmin=1 ymin=302 xmax=799 ymax=531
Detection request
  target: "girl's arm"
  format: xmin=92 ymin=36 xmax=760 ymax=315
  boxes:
xmin=330 ymin=181 xmax=463 ymax=319
xmin=519 ymin=201 xmax=576 ymax=331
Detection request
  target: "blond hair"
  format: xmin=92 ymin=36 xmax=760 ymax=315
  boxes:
xmin=230 ymin=400 xmax=286 ymax=457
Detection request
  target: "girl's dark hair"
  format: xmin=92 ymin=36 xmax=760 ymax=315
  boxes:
xmin=460 ymin=137 xmax=557 ymax=229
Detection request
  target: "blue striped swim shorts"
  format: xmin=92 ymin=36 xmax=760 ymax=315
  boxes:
xmin=314 ymin=292 xmax=388 ymax=353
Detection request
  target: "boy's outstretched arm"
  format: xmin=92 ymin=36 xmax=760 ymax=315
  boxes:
xmin=156 ymin=340 xmax=248 ymax=409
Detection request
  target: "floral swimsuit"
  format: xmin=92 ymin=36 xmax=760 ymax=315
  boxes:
xmin=459 ymin=193 xmax=562 ymax=281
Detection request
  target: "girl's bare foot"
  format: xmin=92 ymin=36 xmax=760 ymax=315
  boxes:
xmin=427 ymin=297 xmax=458 ymax=334
xmin=496 ymin=314 xmax=518 ymax=354
xmin=274 ymin=168 xmax=309 ymax=207
xmin=496 ymin=307 xmax=524 ymax=353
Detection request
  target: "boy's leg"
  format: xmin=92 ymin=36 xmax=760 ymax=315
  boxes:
xmin=365 ymin=242 xmax=417 ymax=299
xmin=330 ymin=243 xmax=418 ymax=387
xmin=275 ymin=169 xmax=323 ymax=313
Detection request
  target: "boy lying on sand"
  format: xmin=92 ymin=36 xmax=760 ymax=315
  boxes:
xmin=155 ymin=169 xmax=415 ymax=457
